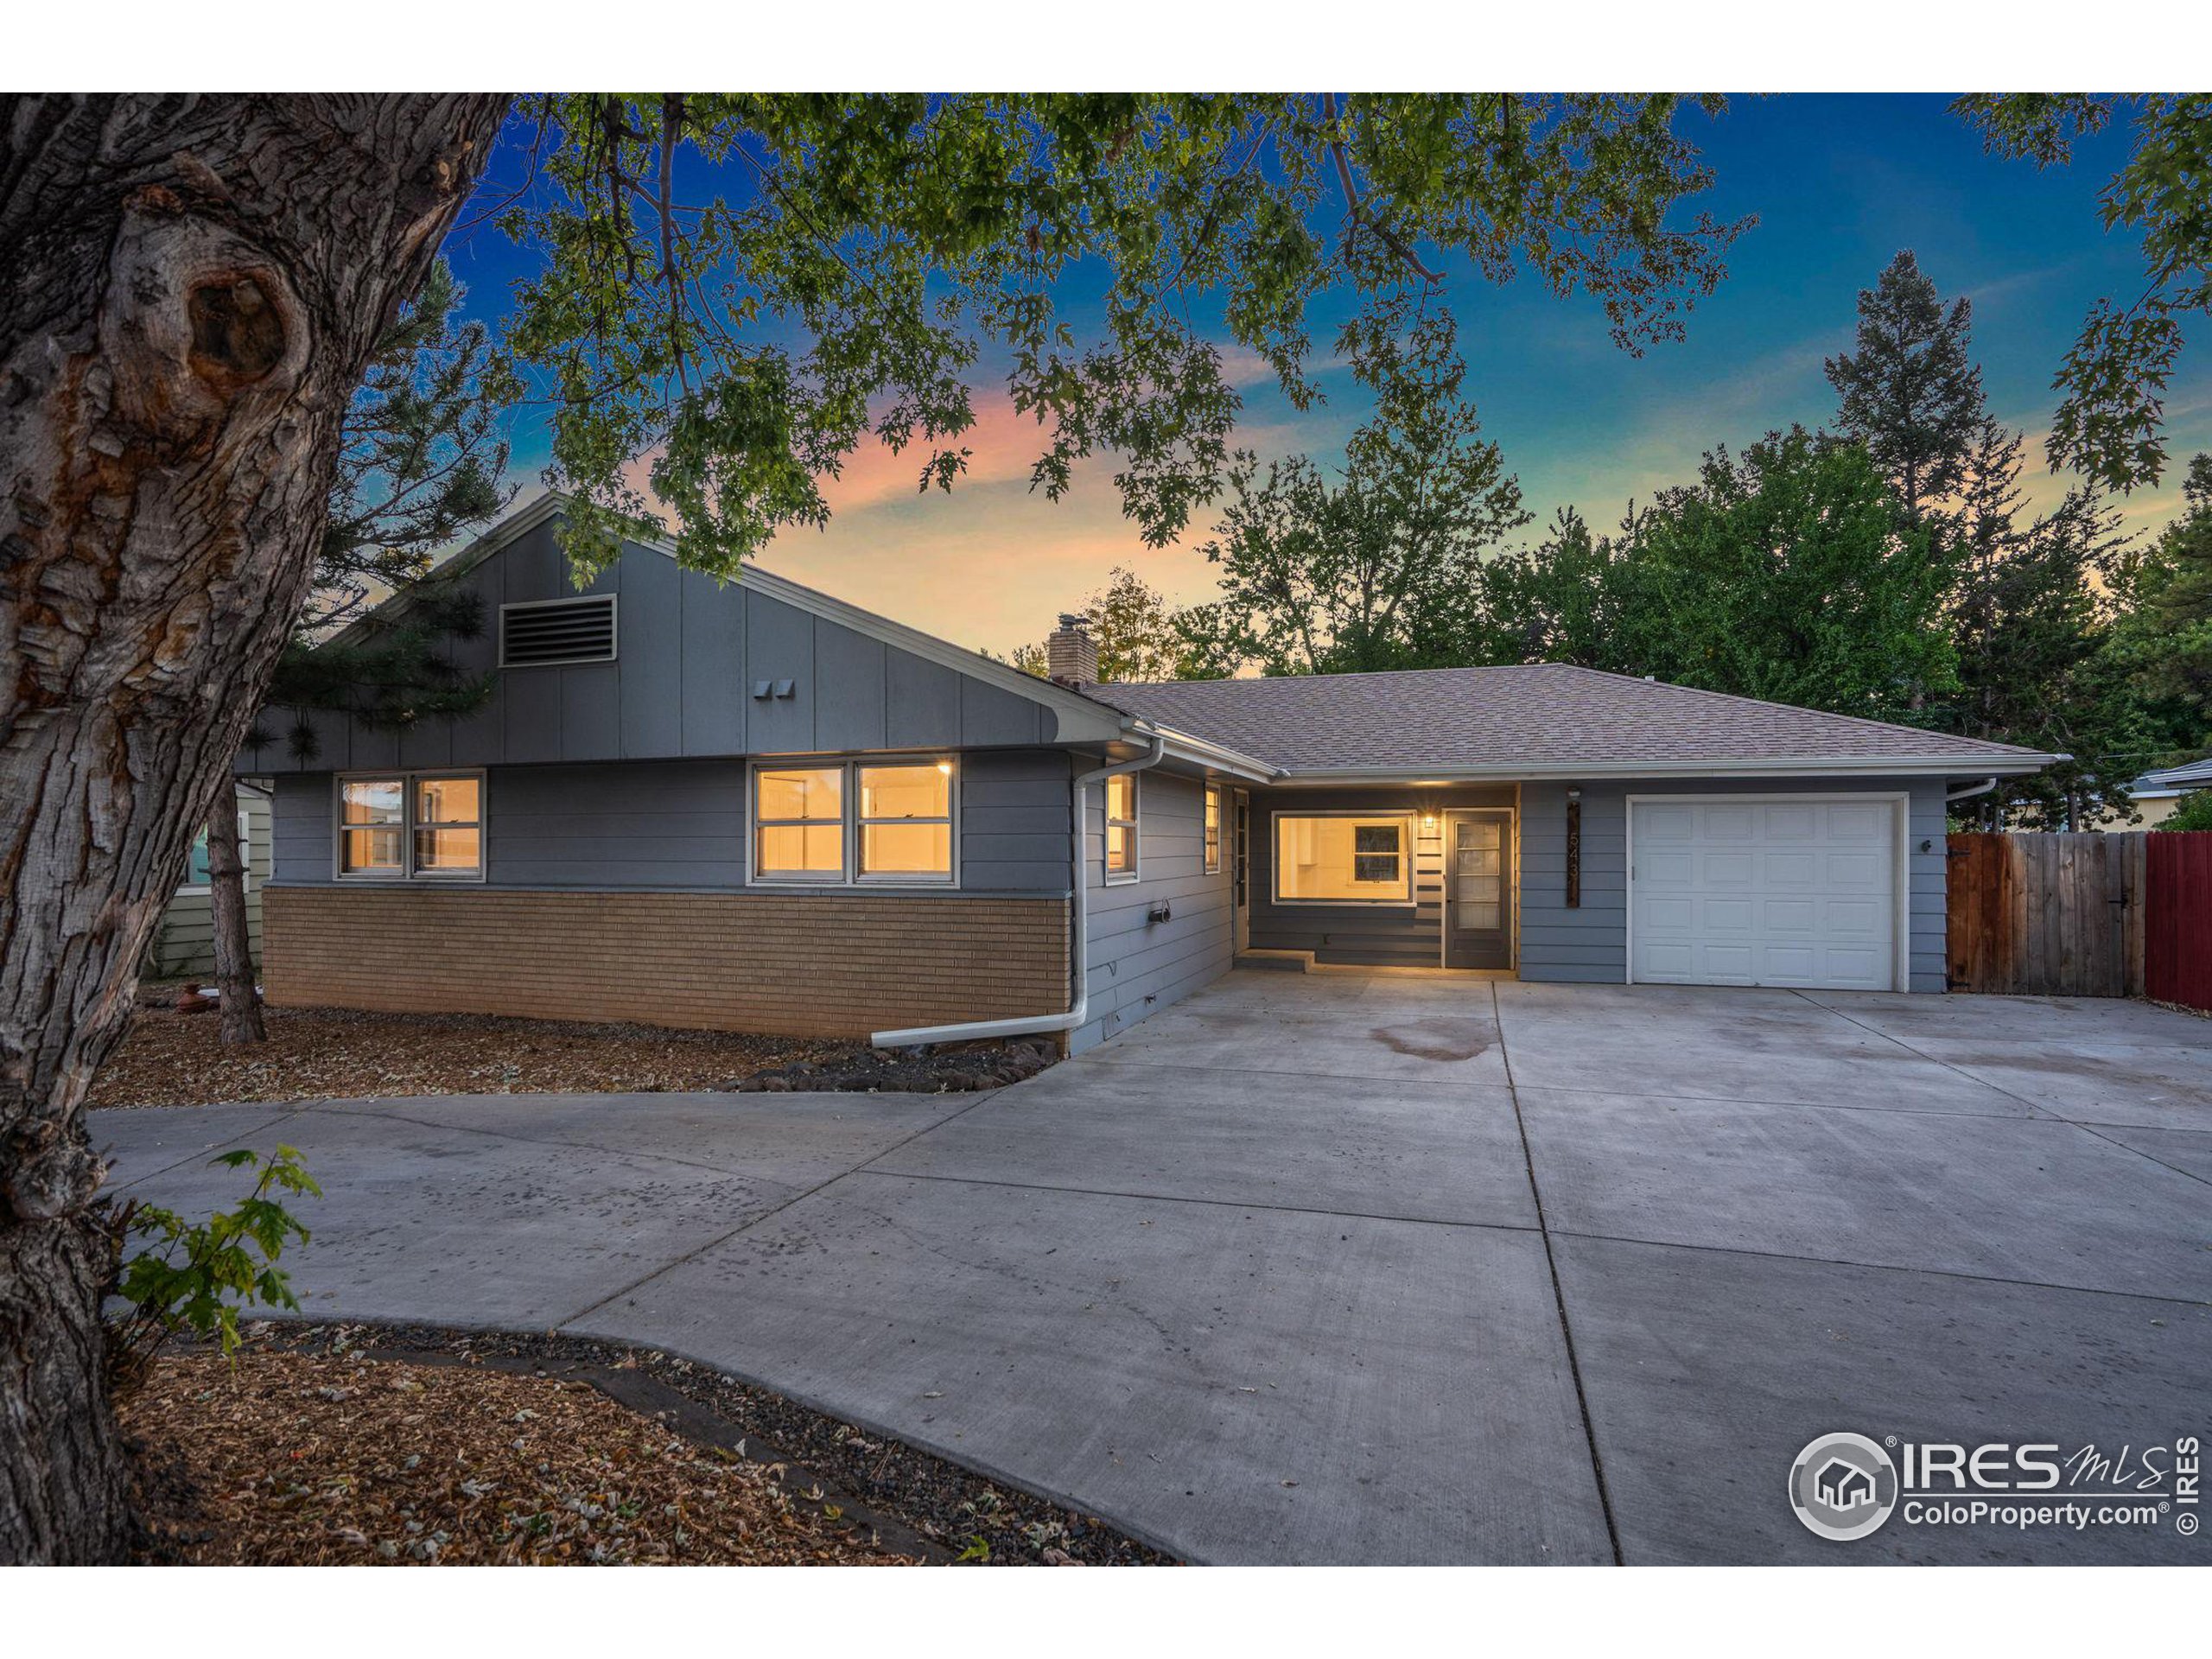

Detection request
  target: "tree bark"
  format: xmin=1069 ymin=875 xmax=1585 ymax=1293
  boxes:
xmin=0 ymin=92 xmax=506 ymax=1563
xmin=205 ymin=806 xmax=264 ymax=1045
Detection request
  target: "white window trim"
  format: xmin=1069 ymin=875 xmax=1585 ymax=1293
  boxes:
xmin=332 ymin=769 xmax=487 ymax=883
xmin=1103 ymin=771 xmax=1141 ymax=886
xmin=747 ymin=756 xmax=961 ymax=888
xmin=498 ymin=593 xmax=620 ymax=669
xmin=1203 ymin=784 xmax=1223 ymax=876
xmin=1269 ymin=809 xmax=1417 ymax=907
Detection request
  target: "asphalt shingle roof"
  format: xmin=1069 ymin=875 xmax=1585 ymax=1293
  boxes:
xmin=2135 ymin=757 xmax=2212 ymax=791
xmin=1089 ymin=662 xmax=2048 ymax=774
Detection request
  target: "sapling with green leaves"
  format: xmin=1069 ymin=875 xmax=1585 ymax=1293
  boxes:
xmin=105 ymin=1147 xmax=321 ymax=1401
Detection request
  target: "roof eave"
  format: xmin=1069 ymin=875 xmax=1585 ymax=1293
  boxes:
xmin=1142 ymin=726 xmax=1279 ymax=783
xmin=1267 ymin=753 xmax=2060 ymax=785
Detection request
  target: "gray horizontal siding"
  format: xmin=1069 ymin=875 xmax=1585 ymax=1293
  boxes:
xmin=1519 ymin=776 xmax=1948 ymax=992
xmin=270 ymin=748 xmax=1074 ymax=899
xmin=242 ymin=516 xmax=1058 ymax=774
xmin=1073 ymin=766 xmax=1233 ymax=1052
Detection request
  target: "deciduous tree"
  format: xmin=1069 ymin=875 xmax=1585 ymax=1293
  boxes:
xmin=1191 ymin=298 xmax=1527 ymax=674
xmin=1 ymin=90 xmax=1747 ymax=1562
xmin=0 ymin=92 xmax=507 ymax=1564
xmin=1953 ymin=94 xmax=2212 ymax=493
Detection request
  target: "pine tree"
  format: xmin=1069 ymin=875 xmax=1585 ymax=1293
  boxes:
xmin=215 ymin=263 xmax=512 ymax=1044
xmin=1825 ymin=251 xmax=1986 ymax=527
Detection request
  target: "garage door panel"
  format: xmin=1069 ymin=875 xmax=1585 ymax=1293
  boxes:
xmin=1761 ymin=944 xmax=1818 ymax=979
xmin=1821 ymin=897 xmax=1885 ymax=933
xmin=1703 ymin=897 xmax=1756 ymax=933
xmin=1827 ymin=802 xmax=1891 ymax=838
xmin=1823 ymin=851 xmax=1885 ymax=886
xmin=1700 ymin=850 xmax=1757 ymax=888
xmin=1763 ymin=898 xmax=1816 ymax=931
xmin=1763 ymin=851 xmax=1818 ymax=887
xmin=1638 ymin=804 xmax=1697 ymax=844
xmin=1704 ymin=804 xmax=1760 ymax=839
xmin=1762 ymin=804 xmax=1819 ymax=839
xmin=1631 ymin=797 xmax=1899 ymax=992
xmin=1698 ymin=944 xmax=1755 ymax=982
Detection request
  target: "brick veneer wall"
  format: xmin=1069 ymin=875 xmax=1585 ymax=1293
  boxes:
xmin=262 ymin=886 xmax=1071 ymax=1038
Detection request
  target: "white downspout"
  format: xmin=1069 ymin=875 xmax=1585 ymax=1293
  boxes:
xmin=1945 ymin=777 xmax=1999 ymax=804
xmin=871 ymin=732 xmax=1168 ymax=1050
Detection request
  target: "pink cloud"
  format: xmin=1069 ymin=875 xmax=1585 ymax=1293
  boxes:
xmin=815 ymin=391 xmax=1055 ymax=514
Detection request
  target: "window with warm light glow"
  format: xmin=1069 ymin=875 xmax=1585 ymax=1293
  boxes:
xmin=1273 ymin=814 xmax=1412 ymax=903
xmin=859 ymin=763 xmax=954 ymax=880
xmin=750 ymin=758 xmax=958 ymax=883
xmin=338 ymin=772 xmax=483 ymax=880
xmin=753 ymin=766 xmax=845 ymax=879
xmin=413 ymin=775 xmax=481 ymax=875
xmin=1203 ymin=785 xmax=1223 ymax=874
xmin=1104 ymin=772 xmax=1139 ymax=880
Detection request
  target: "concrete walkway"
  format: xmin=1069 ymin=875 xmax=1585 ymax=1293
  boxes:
xmin=96 ymin=974 xmax=2212 ymax=1564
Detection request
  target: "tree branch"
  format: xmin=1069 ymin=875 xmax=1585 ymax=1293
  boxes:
xmin=1321 ymin=92 xmax=1442 ymax=284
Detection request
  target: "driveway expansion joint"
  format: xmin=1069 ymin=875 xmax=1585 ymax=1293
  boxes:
xmin=1492 ymin=981 xmax=1625 ymax=1567
xmin=551 ymin=1086 xmax=1007 ymax=1332
xmin=849 ymin=1163 xmax=1548 ymax=1236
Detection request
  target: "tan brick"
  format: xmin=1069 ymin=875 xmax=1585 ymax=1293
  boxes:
xmin=264 ymin=887 xmax=1071 ymax=1038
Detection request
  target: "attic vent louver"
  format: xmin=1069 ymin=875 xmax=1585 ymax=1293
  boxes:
xmin=499 ymin=595 xmax=617 ymax=667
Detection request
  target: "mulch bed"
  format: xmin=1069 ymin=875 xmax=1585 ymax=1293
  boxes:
xmin=125 ymin=1322 xmax=1169 ymax=1567
xmin=90 ymin=1001 xmax=1055 ymax=1109
xmin=123 ymin=1341 xmax=918 ymax=1565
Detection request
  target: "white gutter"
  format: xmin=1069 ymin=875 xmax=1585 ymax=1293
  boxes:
xmin=871 ymin=733 xmax=1169 ymax=1051
xmin=1946 ymin=777 xmax=2000 ymax=804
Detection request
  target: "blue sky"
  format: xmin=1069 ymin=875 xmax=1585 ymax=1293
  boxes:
xmin=439 ymin=94 xmax=2209 ymax=657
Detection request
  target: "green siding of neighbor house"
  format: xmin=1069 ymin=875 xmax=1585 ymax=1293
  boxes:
xmin=144 ymin=788 xmax=273 ymax=979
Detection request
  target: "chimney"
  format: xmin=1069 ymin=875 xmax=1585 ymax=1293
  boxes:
xmin=1046 ymin=612 xmax=1099 ymax=689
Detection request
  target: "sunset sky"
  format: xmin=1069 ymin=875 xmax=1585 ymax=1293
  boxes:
xmin=442 ymin=94 xmax=2212 ymax=660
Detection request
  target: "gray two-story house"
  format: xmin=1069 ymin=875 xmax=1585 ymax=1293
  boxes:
xmin=239 ymin=494 xmax=2053 ymax=1051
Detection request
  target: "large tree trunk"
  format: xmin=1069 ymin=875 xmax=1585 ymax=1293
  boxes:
xmin=0 ymin=93 xmax=506 ymax=1563
xmin=205 ymin=806 xmax=264 ymax=1045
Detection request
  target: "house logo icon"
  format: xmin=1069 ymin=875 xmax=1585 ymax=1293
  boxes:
xmin=1789 ymin=1433 xmax=1899 ymax=1541
xmin=1815 ymin=1458 xmax=1877 ymax=1511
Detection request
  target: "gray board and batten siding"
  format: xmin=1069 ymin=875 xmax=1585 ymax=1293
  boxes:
xmin=238 ymin=510 xmax=1088 ymax=778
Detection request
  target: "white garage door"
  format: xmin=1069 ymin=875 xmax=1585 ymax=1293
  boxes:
xmin=1630 ymin=797 xmax=1900 ymax=991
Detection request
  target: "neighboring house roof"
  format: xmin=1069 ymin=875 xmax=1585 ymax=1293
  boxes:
xmin=1091 ymin=663 xmax=2056 ymax=779
xmin=2128 ymin=757 xmax=2212 ymax=798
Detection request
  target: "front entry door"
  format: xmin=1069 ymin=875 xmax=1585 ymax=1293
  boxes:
xmin=1444 ymin=810 xmax=1514 ymax=969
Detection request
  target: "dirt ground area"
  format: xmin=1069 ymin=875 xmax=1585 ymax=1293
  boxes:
xmin=90 ymin=1001 xmax=1052 ymax=1108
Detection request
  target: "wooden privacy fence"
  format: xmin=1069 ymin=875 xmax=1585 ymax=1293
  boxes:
xmin=2145 ymin=833 xmax=2212 ymax=1013
xmin=1947 ymin=832 xmax=2145 ymax=997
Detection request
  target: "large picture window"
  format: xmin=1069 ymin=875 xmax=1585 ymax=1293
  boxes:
xmin=338 ymin=772 xmax=483 ymax=880
xmin=751 ymin=758 xmax=957 ymax=885
xmin=1274 ymin=814 xmax=1412 ymax=904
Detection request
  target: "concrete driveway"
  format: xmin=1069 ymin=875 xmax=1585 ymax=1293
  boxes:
xmin=96 ymin=972 xmax=2212 ymax=1565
